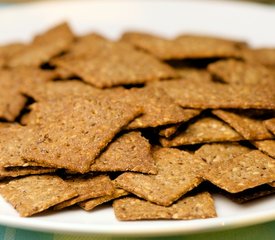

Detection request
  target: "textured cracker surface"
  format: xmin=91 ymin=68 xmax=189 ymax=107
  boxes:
xmin=54 ymin=175 xmax=114 ymax=210
xmin=195 ymin=143 xmax=251 ymax=165
xmin=252 ymin=140 xmax=275 ymax=159
xmin=242 ymin=48 xmax=275 ymax=67
xmin=121 ymin=32 xmax=242 ymax=60
xmin=79 ymin=187 xmax=128 ymax=211
xmin=54 ymin=42 xmax=177 ymax=88
xmin=0 ymin=43 xmax=26 ymax=67
xmin=113 ymin=192 xmax=217 ymax=220
xmin=22 ymin=96 xmax=142 ymax=173
xmin=114 ymin=148 xmax=206 ymax=206
xmin=90 ymin=132 xmax=157 ymax=174
xmin=203 ymin=150 xmax=275 ymax=193
xmin=160 ymin=117 xmax=243 ymax=147
xmin=265 ymin=118 xmax=275 ymax=135
xmin=213 ymin=110 xmax=274 ymax=140
xmin=8 ymin=23 xmax=74 ymax=67
xmin=0 ymin=175 xmax=78 ymax=216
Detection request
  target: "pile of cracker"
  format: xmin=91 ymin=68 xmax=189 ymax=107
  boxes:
xmin=0 ymin=23 xmax=274 ymax=220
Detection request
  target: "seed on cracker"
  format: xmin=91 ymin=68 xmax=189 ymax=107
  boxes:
xmin=252 ymin=140 xmax=275 ymax=159
xmin=90 ymin=132 xmax=157 ymax=174
xmin=264 ymin=118 xmax=275 ymax=135
xmin=207 ymin=59 xmax=275 ymax=85
xmin=79 ymin=187 xmax=128 ymax=211
xmin=213 ymin=110 xmax=274 ymax=140
xmin=114 ymin=148 xmax=206 ymax=206
xmin=0 ymin=175 xmax=78 ymax=217
xmin=53 ymin=42 xmax=177 ymax=88
xmin=21 ymin=96 xmax=142 ymax=173
xmin=121 ymin=32 xmax=243 ymax=60
xmin=203 ymin=150 xmax=275 ymax=193
xmin=8 ymin=22 xmax=74 ymax=67
xmin=160 ymin=117 xmax=243 ymax=147
xmin=113 ymin=192 xmax=217 ymax=220
xmin=54 ymin=175 xmax=114 ymax=210
xmin=195 ymin=143 xmax=251 ymax=165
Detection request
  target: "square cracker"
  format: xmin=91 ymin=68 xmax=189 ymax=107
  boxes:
xmin=203 ymin=150 xmax=275 ymax=193
xmin=113 ymin=192 xmax=217 ymax=220
xmin=252 ymin=140 xmax=275 ymax=159
xmin=53 ymin=42 xmax=177 ymax=88
xmin=54 ymin=175 xmax=114 ymax=210
xmin=195 ymin=143 xmax=251 ymax=165
xmin=154 ymin=79 xmax=275 ymax=110
xmin=121 ymin=32 xmax=243 ymax=60
xmin=0 ymin=175 xmax=78 ymax=217
xmin=114 ymin=148 xmax=207 ymax=206
xmin=8 ymin=22 xmax=74 ymax=67
xmin=160 ymin=117 xmax=243 ymax=147
xmin=207 ymin=59 xmax=275 ymax=85
xmin=213 ymin=110 xmax=274 ymax=140
xmin=79 ymin=187 xmax=129 ymax=211
xmin=90 ymin=132 xmax=157 ymax=174
xmin=21 ymin=96 xmax=142 ymax=173
xmin=264 ymin=118 xmax=275 ymax=135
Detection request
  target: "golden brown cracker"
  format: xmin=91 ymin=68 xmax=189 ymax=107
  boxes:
xmin=252 ymin=140 xmax=275 ymax=159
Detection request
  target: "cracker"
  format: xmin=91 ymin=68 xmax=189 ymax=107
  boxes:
xmin=203 ymin=150 xmax=275 ymax=193
xmin=79 ymin=187 xmax=128 ymax=211
xmin=159 ymin=124 xmax=181 ymax=138
xmin=21 ymin=96 xmax=142 ymax=173
xmin=0 ymin=70 xmax=27 ymax=121
xmin=21 ymin=80 xmax=102 ymax=102
xmin=8 ymin=23 xmax=74 ymax=67
xmin=160 ymin=117 xmax=243 ymax=147
xmin=269 ymin=182 xmax=275 ymax=187
xmin=265 ymin=118 xmax=275 ymax=135
xmin=114 ymin=148 xmax=206 ymax=206
xmin=125 ymin=86 xmax=200 ymax=129
xmin=252 ymin=140 xmax=275 ymax=159
xmin=195 ymin=143 xmax=251 ymax=165
xmin=175 ymin=68 xmax=213 ymax=83
xmin=90 ymin=132 xmax=157 ymax=174
xmin=53 ymin=42 xmax=177 ymax=88
xmin=121 ymin=32 xmax=243 ymax=60
xmin=113 ymin=192 xmax=216 ymax=220
xmin=154 ymin=79 xmax=275 ymax=109
xmin=0 ymin=167 xmax=55 ymax=179
xmin=207 ymin=59 xmax=275 ymax=85
xmin=0 ymin=175 xmax=78 ymax=217
xmin=54 ymin=175 xmax=114 ymax=210
xmin=242 ymin=48 xmax=275 ymax=68
xmin=0 ymin=43 xmax=26 ymax=67
xmin=213 ymin=110 xmax=273 ymax=140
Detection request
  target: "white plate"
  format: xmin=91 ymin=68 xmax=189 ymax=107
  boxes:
xmin=0 ymin=0 xmax=275 ymax=236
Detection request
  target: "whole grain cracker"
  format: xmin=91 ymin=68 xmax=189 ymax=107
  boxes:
xmin=53 ymin=42 xmax=177 ymax=88
xmin=160 ymin=117 xmax=243 ymax=147
xmin=203 ymin=150 xmax=275 ymax=193
xmin=264 ymin=118 xmax=275 ymax=135
xmin=54 ymin=175 xmax=114 ymax=210
xmin=207 ymin=59 xmax=275 ymax=85
xmin=90 ymin=132 xmax=157 ymax=174
xmin=213 ymin=110 xmax=274 ymax=140
xmin=154 ymin=79 xmax=275 ymax=110
xmin=113 ymin=192 xmax=216 ymax=220
xmin=0 ymin=175 xmax=78 ymax=216
xmin=21 ymin=96 xmax=142 ymax=173
xmin=252 ymin=140 xmax=275 ymax=159
xmin=195 ymin=143 xmax=251 ymax=165
xmin=114 ymin=148 xmax=206 ymax=206
xmin=121 ymin=32 xmax=243 ymax=60
xmin=8 ymin=23 xmax=74 ymax=67
xmin=79 ymin=187 xmax=129 ymax=211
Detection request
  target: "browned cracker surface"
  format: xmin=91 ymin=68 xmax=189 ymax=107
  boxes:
xmin=54 ymin=175 xmax=114 ymax=210
xmin=213 ymin=110 xmax=274 ymax=140
xmin=203 ymin=150 xmax=275 ymax=193
xmin=22 ymin=96 xmax=142 ymax=173
xmin=0 ymin=175 xmax=78 ymax=216
xmin=90 ymin=132 xmax=157 ymax=174
xmin=252 ymin=140 xmax=275 ymax=159
xmin=0 ymin=43 xmax=26 ymax=67
xmin=113 ymin=192 xmax=217 ymax=220
xmin=265 ymin=118 xmax=275 ymax=135
xmin=114 ymin=148 xmax=206 ymax=206
xmin=242 ymin=48 xmax=275 ymax=67
xmin=160 ymin=117 xmax=243 ymax=147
